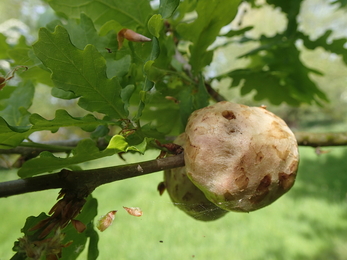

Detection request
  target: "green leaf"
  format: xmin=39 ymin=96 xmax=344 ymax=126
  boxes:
xmin=127 ymin=137 xmax=148 ymax=154
xmin=99 ymin=20 xmax=123 ymax=36
xmin=107 ymin=55 xmax=132 ymax=78
xmin=221 ymin=26 xmax=254 ymax=37
xmin=179 ymin=87 xmax=194 ymax=127
xmin=159 ymin=0 xmax=180 ymax=18
xmin=106 ymin=135 xmax=128 ymax=150
xmin=149 ymin=37 xmax=160 ymax=61
xmin=0 ymin=87 xmax=16 ymax=110
xmin=0 ymin=110 xmax=111 ymax=149
xmin=134 ymin=36 xmax=161 ymax=119
xmin=0 ymin=33 xmax=9 ymax=59
xmin=331 ymin=0 xmax=347 ymax=8
xmin=18 ymin=137 xmax=128 ymax=177
xmin=0 ymin=80 xmax=34 ymax=126
xmin=30 ymin=110 xmax=108 ymax=132
xmin=33 ymin=26 xmax=128 ymax=119
xmin=45 ymin=0 xmax=153 ymax=28
xmin=86 ymin=222 xmax=99 ymax=260
xmin=300 ymin=30 xmax=347 ymax=64
xmin=176 ymin=0 xmax=241 ymax=73
xmin=0 ymin=118 xmax=30 ymax=149
xmin=64 ymin=13 xmax=111 ymax=53
xmin=121 ymin=84 xmax=136 ymax=112
xmin=143 ymin=60 xmax=167 ymax=82
xmin=51 ymin=87 xmax=79 ymax=100
xmin=195 ymin=74 xmax=210 ymax=109
xmin=218 ymin=33 xmax=329 ymax=105
xmin=148 ymin=14 xmax=164 ymax=38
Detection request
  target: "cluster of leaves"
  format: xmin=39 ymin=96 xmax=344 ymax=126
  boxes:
xmin=218 ymin=0 xmax=347 ymax=106
xmin=1 ymin=0 xmax=347 ymax=259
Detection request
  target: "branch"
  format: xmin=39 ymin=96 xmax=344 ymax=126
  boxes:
xmin=205 ymin=82 xmax=227 ymax=102
xmin=1 ymin=131 xmax=346 ymax=198
xmin=294 ymin=132 xmax=347 ymax=147
xmin=0 ymin=153 xmax=185 ymax=198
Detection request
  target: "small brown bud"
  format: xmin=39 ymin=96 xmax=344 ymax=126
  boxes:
xmin=96 ymin=210 xmax=117 ymax=232
xmin=123 ymin=206 xmax=143 ymax=217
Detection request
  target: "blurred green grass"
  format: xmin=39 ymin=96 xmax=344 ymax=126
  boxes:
xmin=1 ymin=147 xmax=347 ymax=260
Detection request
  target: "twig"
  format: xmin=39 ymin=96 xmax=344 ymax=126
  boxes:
xmin=294 ymin=132 xmax=347 ymax=147
xmin=1 ymin=131 xmax=347 ymax=198
xmin=0 ymin=153 xmax=185 ymax=198
xmin=205 ymin=82 xmax=227 ymax=102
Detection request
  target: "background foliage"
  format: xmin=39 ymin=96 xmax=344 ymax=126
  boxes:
xmin=0 ymin=0 xmax=347 ymax=259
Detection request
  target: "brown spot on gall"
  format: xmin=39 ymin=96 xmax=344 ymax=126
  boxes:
xmin=289 ymin=160 xmax=299 ymax=173
xmin=273 ymin=146 xmax=290 ymax=160
xmin=278 ymin=172 xmax=295 ymax=190
xmin=256 ymin=151 xmax=264 ymax=163
xmin=256 ymin=174 xmax=271 ymax=193
xmin=222 ymin=110 xmax=236 ymax=120
xmin=182 ymin=192 xmax=194 ymax=201
xmin=234 ymin=174 xmax=249 ymax=190
xmin=224 ymin=191 xmax=236 ymax=201
xmin=249 ymin=190 xmax=269 ymax=204
xmin=270 ymin=121 xmax=290 ymax=139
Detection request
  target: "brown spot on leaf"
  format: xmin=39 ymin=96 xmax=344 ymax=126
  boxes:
xmin=256 ymin=174 xmax=271 ymax=193
xmin=222 ymin=110 xmax=236 ymax=120
xmin=278 ymin=172 xmax=295 ymax=190
xmin=234 ymin=174 xmax=249 ymax=190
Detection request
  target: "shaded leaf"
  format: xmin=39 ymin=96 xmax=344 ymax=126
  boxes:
xmin=86 ymin=222 xmax=99 ymax=260
xmin=0 ymin=118 xmax=30 ymax=149
xmin=0 ymin=80 xmax=34 ymax=126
